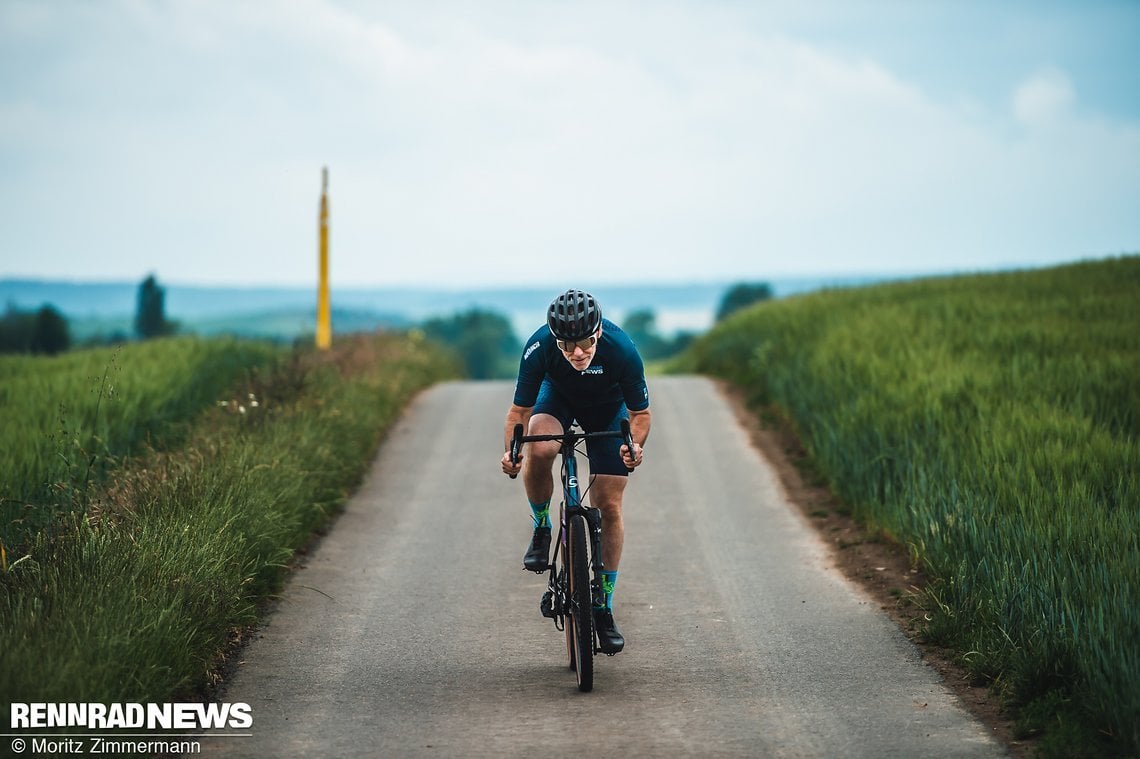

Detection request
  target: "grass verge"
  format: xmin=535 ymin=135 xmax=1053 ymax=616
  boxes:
xmin=0 ymin=332 xmax=457 ymax=704
xmin=1 ymin=337 xmax=283 ymax=548
xmin=685 ymin=256 xmax=1139 ymax=757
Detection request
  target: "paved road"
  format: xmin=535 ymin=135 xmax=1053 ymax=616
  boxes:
xmin=199 ymin=378 xmax=1003 ymax=758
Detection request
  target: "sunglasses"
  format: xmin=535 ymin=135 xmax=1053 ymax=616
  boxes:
xmin=556 ymin=334 xmax=599 ymax=353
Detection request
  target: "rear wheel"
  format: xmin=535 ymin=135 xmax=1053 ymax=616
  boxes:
xmin=568 ymin=513 xmax=594 ymax=692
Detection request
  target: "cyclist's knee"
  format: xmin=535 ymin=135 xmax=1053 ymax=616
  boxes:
xmin=527 ymin=440 xmax=560 ymax=466
xmin=590 ymin=491 xmax=624 ymax=514
xmin=589 ymin=475 xmax=626 ymax=512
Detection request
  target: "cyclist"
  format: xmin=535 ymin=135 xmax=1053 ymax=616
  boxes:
xmin=500 ymin=289 xmax=651 ymax=654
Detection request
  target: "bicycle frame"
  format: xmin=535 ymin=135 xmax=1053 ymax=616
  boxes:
xmin=556 ymin=436 xmax=606 ymax=607
xmin=509 ymin=420 xmax=634 ymax=690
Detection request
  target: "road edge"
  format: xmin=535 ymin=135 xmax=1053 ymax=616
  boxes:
xmin=715 ymin=379 xmax=1035 ymax=758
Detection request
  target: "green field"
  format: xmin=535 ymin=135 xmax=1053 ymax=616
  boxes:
xmin=1 ymin=332 xmax=456 ymax=704
xmin=688 ymin=256 xmax=1139 ymax=755
xmin=0 ymin=337 xmax=283 ymax=548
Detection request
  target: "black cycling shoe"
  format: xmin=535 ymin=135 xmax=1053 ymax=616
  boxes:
xmin=523 ymin=526 xmax=551 ymax=572
xmin=594 ymin=607 xmax=625 ymax=654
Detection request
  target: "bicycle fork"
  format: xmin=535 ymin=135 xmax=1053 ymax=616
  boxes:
xmin=584 ymin=507 xmax=606 ymax=610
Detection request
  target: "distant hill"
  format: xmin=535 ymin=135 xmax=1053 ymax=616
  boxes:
xmin=0 ymin=279 xmax=733 ymax=319
xmin=0 ymin=276 xmax=899 ymax=341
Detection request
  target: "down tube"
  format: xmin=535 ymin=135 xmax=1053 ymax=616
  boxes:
xmin=564 ymin=451 xmax=582 ymax=509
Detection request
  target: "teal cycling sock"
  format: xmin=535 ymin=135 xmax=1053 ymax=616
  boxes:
xmin=597 ymin=570 xmax=618 ymax=610
xmin=529 ymin=498 xmax=551 ymax=529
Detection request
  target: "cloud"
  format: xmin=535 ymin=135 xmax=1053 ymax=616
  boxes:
xmin=1013 ymin=68 xmax=1076 ymax=127
xmin=0 ymin=1 xmax=1137 ymax=286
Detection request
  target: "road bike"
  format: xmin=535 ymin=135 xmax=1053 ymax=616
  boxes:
xmin=509 ymin=420 xmax=635 ymax=692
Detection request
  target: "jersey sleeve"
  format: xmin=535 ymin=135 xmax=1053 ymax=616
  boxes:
xmin=512 ymin=330 xmax=547 ymax=407
xmin=620 ymin=345 xmax=650 ymax=412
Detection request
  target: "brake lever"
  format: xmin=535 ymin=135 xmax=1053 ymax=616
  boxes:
xmin=509 ymin=423 xmax=523 ymax=479
xmin=620 ymin=419 xmax=636 ymax=473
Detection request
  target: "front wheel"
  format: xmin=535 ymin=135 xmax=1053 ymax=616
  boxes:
xmin=567 ymin=512 xmax=594 ymax=692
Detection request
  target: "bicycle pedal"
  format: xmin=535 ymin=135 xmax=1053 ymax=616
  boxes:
xmin=540 ymin=591 xmax=557 ymax=619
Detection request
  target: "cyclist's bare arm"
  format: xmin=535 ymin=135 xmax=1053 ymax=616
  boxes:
xmin=502 ymin=404 xmax=533 ymax=475
xmin=622 ymin=407 xmax=651 ymax=468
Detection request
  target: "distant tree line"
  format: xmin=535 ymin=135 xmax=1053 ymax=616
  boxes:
xmin=621 ymin=309 xmax=695 ymax=361
xmin=418 ymin=306 xmax=697 ymax=381
xmin=421 ymin=308 xmax=520 ymax=380
xmin=0 ymin=274 xmax=177 ymax=355
xmin=418 ymin=281 xmax=774 ymax=379
xmin=621 ymin=281 xmax=773 ymax=361
xmin=0 ymin=303 xmax=70 ymax=355
xmin=2 ymin=277 xmax=774 ymax=360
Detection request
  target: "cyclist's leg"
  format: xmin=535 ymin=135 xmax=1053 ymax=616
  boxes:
xmin=522 ymin=413 xmax=561 ymax=509
xmin=578 ymin=402 xmax=631 ymax=570
xmin=587 ymin=475 xmax=628 ymax=570
xmin=584 ymin=474 xmax=627 ymax=654
xmin=578 ymin=403 xmax=630 ymax=653
xmin=521 ymin=382 xmax=571 ymax=571
xmin=525 ymin=380 xmax=573 ymax=508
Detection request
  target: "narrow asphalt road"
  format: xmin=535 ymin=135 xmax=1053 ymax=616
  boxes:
xmin=198 ymin=377 xmax=1003 ymax=758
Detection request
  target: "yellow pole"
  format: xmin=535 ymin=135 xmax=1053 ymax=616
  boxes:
xmin=316 ymin=167 xmax=331 ymax=350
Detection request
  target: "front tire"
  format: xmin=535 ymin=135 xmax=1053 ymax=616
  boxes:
xmin=568 ymin=513 xmax=594 ymax=692
xmin=560 ymin=564 xmax=576 ymax=672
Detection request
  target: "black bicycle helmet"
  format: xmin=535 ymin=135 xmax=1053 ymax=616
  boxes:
xmin=547 ymin=289 xmax=602 ymax=341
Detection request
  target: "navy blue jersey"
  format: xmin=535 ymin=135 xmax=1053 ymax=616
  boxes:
xmin=513 ymin=319 xmax=650 ymax=412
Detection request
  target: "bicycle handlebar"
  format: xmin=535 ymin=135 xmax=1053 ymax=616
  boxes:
xmin=508 ymin=420 xmax=636 ymax=478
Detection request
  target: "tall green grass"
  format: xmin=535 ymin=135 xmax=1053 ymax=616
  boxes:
xmin=1 ymin=337 xmax=282 ymax=548
xmin=1 ymin=333 xmax=456 ymax=704
xmin=689 ymin=257 xmax=1139 ymax=755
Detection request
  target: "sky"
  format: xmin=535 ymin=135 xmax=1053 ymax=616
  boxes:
xmin=1 ymin=0 xmax=1138 ymax=289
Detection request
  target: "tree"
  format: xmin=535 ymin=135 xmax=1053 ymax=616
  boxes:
xmin=0 ymin=303 xmax=70 ymax=354
xmin=422 ymin=308 xmax=520 ymax=380
xmin=31 ymin=305 xmax=70 ymax=355
xmin=715 ymin=282 xmax=774 ymax=322
xmin=622 ymin=309 xmax=669 ymax=360
xmin=135 ymin=275 xmax=172 ymax=339
xmin=621 ymin=308 xmax=693 ymax=361
xmin=0 ymin=304 xmax=34 ymax=353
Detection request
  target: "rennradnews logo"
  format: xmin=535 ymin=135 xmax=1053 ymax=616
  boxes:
xmin=10 ymin=702 xmax=253 ymax=730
